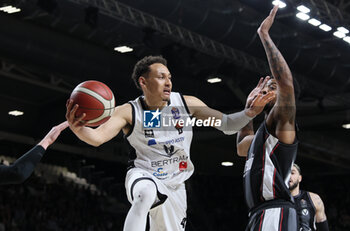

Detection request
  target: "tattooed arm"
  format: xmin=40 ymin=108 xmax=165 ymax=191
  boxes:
xmin=257 ymin=5 xmax=296 ymax=144
xmin=309 ymin=192 xmax=329 ymax=231
xmin=309 ymin=192 xmax=327 ymax=223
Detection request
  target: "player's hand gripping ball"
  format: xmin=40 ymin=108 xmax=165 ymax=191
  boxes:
xmin=70 ymin=80 xmax=115 ymax=127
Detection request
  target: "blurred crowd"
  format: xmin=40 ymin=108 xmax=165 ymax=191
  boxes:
xmin=0 ymin=175 xmax=126 ymax=231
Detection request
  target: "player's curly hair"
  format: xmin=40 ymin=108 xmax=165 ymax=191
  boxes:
xmin=131 ymin=55 xmax=167 ymax=90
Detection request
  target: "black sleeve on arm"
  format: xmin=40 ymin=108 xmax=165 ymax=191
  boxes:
xmin=316 ymin=220 xmax=329 ymax=231
xmin=0 ymin=145 xmax=45 ymax=185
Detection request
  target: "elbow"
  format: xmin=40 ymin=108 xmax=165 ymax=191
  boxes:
xmin=90 ymin=141 xmax=103 ymax=147
xmin=11 ymin=166 xmax=28 ymax=184
xmin=85 ymin=139 xmax=104 ymax=147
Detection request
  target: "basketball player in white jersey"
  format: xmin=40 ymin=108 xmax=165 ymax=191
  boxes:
xmin=66 ymin=56 xmax=274 ymax=231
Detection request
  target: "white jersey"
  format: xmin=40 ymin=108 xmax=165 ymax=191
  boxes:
xmin=126 ymin=92 xmax=194 ymax=188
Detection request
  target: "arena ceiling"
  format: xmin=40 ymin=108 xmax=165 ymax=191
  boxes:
xmin=0 ymin=0 xmax=349 ymax=179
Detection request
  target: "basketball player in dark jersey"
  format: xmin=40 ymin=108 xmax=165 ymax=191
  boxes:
xmin=290 ymin=164 xmax=329 ymax=231
xmin=236 ymin=5 xmax=298 ymax=231
xmin=0 ymin=121 xmax=68 ymax=185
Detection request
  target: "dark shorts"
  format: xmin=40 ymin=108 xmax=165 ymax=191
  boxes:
xmin=246 ymin=201 xmax=298 ymax=231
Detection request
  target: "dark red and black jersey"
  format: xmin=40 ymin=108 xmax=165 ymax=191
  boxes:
xmin=243 ymin=121 xmax=298 ymax=211
xmin=294 ymin=190 xmax=316 ymax=231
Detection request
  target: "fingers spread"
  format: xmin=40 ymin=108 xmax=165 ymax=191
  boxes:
xmin=256 ymin=77 xmax=264 ymax=88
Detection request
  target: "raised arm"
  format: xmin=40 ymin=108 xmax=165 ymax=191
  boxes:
xmin=0 ymin=121 xmax=68 ymax=185
xmin=184 ymin=80 xmax=274 ymax=135
xmin=66 ymin=100 xmax=132 ymax=147
xmin=258 ymin=5 xmax=296 ymax=144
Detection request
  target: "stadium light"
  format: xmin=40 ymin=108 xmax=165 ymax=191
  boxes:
xmin=207 ymin=77 xmax=222 ymax=84
xmin=319 ymin=24 xmax=332 ymax=32
xmin=272 ymin=0 xmax=286 ymax=8
xmin=297 ymin=5 xmax=311 ymax=14
xmin=342 ymin=123 xmax=350 ymax=129
xmin=343 ymin=37 xmax=350 ymax=44
xmin=221 ymin=162 xmax=234 ymax=167
xmin=337 ymin=27 xmax=349 ymax=34
xmin=296 ymin=12 xmax=310 ymax=21
xmin=0 ymin=5 xmax=21 ymax=14
xmin=8 ymin=110 xmax=24 ymax=116
xmin=308 ymin=18 xmax=321 ymax=26
xmin=333 ymin=31 xmax=346 ymax=39
xmin=114 ymin=46 xmax=133 ymax=53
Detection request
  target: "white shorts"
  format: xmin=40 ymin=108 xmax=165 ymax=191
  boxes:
xmin=125 ymin=168 xmax=187 ymax=231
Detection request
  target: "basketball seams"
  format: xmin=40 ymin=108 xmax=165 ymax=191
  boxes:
xmin=74 ymin=87 xmax=113 ymax=109
xmin=96 ymin=81 xmax=113 ymax=100
xmin=71 ymin=80 xmax=115 ymax=126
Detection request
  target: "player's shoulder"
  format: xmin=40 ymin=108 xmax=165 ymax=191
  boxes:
xmin=308 ymin=191 xmax=324 ymax=208
xmin=308 ymin=191 xmax=320 ymax=199
xmin=182 ymin=95 xmax=205 ymax=106
xmin=113 ymin=103 xmax=132 ymax=118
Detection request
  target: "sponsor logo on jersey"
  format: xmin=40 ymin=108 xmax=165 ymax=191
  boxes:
xmin=148 ymin=139 xmax=157 ymax=146
xmin=146 ymin=137 xmax=185 ymax=147
xmin=175 ymin=121 xmax=183 ymax=134
xmin=162 ymin=117 xmax=221 ymax=128
xmin=151 ymin=155 xmax=188 ymax=167
xmin=143 ymin=109 xmax=161 ymax=128
xmin=144 ymin=129 xmax=154 ymax=138
xmin=153 ymin=168 xmax=168 ymax=178
xmin=163 ymin=145 xmax=180 ymax=157
xmin=157 ymin=137 xmax=185 ymax=145
xmin=171 ymin=107 xmax=181 ymax=119
xmin=179 ymin=161 xmax=187 ymax=171
xmin=302 ymin=208 xmax=309 ymax=216
xmin=143 ymin=108 xmax=221 ymax=129
xmin=181 ymin=218 xmax=187 ymax=229
xmin=300 ymin=199 xmax=307 ymax=207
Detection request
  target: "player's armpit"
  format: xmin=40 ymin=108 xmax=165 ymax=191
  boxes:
xmin=237 ymin=135 xmax=254 ymax=157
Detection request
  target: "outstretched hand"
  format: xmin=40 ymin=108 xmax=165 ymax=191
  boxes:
xmin=257 ymin=5 xmax=279 ymax=35
xmin=66 ymin=99 xmax=87 ymax=131
xmin=38 ymin=121 xmax=69 ymax=149
xmin=244 ymin=77 xmax=275 ymax=118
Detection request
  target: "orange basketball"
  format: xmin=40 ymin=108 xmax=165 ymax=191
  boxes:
xmin=70 ymin=80 xmax=115 ymax=127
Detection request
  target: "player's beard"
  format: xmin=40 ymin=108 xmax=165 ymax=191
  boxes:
xmin=289 ymin=181 xmax=299 ymax=191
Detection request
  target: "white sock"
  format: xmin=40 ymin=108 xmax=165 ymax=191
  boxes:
xmin=123 ymin=179 xmax=157 ymax=231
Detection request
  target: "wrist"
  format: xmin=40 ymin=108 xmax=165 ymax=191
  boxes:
xmin=38 ymin=140 xmax=49 ymax=150
xmin=244 ymin=108 xmax=256 ymax=119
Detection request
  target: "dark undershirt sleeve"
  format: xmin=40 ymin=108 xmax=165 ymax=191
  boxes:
xmin=0 ymin=145 xmax=45 ymax=185
xmin=316 ymin=220 xmax=329 ymax=231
